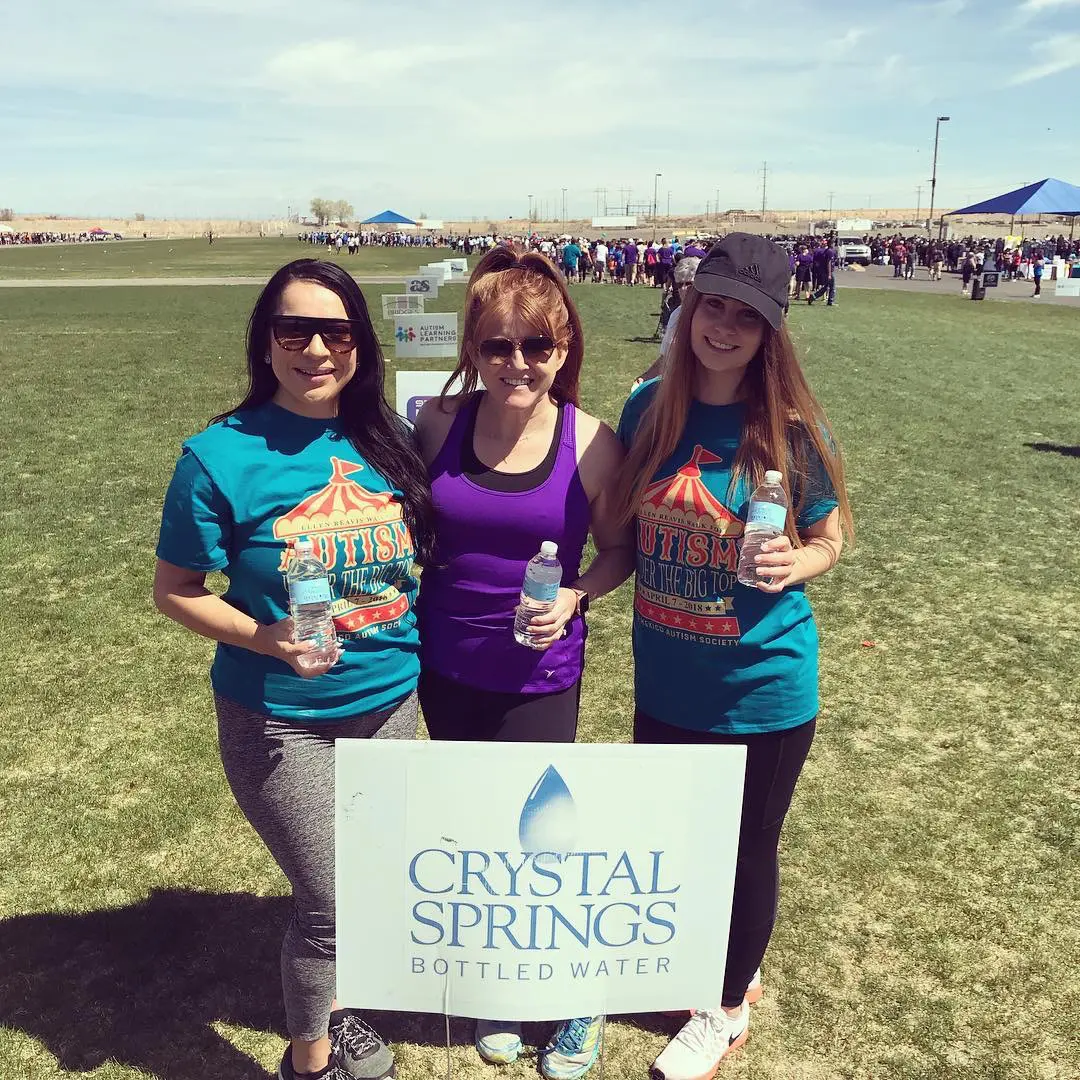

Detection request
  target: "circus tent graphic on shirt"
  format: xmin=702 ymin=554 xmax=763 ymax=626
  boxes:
xmin=636 ymin=445 xmax=743 ymax=642
xmin=274 ymin=457 xmax=414 ymax=636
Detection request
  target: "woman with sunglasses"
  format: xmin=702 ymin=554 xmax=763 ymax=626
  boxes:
xmin=154 ymin=259 xmax=434 ymax=1080
xmin=413 ymin=248 xmax=634 ymax=1080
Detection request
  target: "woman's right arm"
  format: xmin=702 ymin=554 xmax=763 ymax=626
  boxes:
xmin=152 ymin=560 xmax=336 ymax=676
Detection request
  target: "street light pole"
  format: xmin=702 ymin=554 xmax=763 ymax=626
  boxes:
xmin=652 ymin=172 xmax=662 ymax=240
xmin=528 ymin=194 xmax=534 ymax=227
xmin=928 ymin=115 xmax=950 ymax=237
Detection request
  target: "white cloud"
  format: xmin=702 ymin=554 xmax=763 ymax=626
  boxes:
xmin=1009 ymin=32 xmax=1080 ymax=83
xmin=1020 ymin=0 xmax=1080 ymax=10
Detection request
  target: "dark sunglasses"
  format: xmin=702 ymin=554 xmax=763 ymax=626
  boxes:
xmin=271 ymin=315 xmax=361 ymax=353
xmin=477 ymin=335 xmax=559 ymax=362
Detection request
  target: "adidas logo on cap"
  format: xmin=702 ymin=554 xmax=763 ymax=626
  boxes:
xmin=737 ymin=263 xmax=762 ymax=283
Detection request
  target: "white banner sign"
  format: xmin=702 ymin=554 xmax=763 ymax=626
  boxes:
xmin=443 ymin=257 xmax=468 ymax=276
xmin=381 ymin=294 xmax=426 ymax=319
xmin=394 ymin=313 xmax=458 ymax=359
xmin=421 ymin=263 xmax=451 ymax=283
xmin=336 ymin=741 xmax=745 ymax=1021
xmin=1054 ymin=276 xmax=1080 ymax=297
xmin=394 ymin=370 xmax=462 ymax=423
xmin=404 ymin=276 xmax=440 ymax=298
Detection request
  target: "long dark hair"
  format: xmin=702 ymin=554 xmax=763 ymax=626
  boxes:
xmin=211 ymin=258 xmax=436 ymax=563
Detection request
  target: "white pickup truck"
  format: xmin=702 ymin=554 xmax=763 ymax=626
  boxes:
xmin=837 ymin=237 xmax=871 ymax=266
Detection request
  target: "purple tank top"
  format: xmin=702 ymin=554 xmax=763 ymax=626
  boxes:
xmin=419 ymin=394 xmax=591 ymax=693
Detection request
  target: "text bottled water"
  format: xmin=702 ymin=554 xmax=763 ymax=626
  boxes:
xmin=737 ymin=471 xmax=788 ymax=588
xmin=287 ymin=538 xmax=338 ymax=668
xmin=514 ymin=541 xmax=562 ymax=649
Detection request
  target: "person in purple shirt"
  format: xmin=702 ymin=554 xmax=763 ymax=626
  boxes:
xmin=656 ymin=238 xmax=675 ymax=290
xmin=413 ymin=247 xmax=633 ymax=1078
xmin=684 ymin=239 xmax=708 ymax=258
xmin=807 ymin=239 xmax=837 ymax=306
xmin=623 ymin=239 xmax=639 ymax=285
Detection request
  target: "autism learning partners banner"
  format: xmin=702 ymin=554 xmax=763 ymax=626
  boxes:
xmin=335 ymin=741 xmax=745 ymax=1021
xmin=394 ymin=313 xmax=458 ymax=358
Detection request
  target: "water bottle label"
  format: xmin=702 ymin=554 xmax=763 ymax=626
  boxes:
xmin=747 ymin=502 xmax=787 ymax=531
xmin=290 ymin=578 xmax=332 ymax=605
xmin=523 ymin=579 xmax=559 ymax=603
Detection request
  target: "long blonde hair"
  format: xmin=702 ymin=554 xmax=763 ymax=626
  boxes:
xmin=614 ymin=288 xmax=855 ymax=548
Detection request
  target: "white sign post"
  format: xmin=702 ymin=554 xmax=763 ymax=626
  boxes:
xmin=394 ymin=370 xmax=462 ymax=423
xmin=381 ymin=294 xmax=426 ymax=320
xmin=393 ymin=313 xmax=458 ymax=359
xmin=336 ymin=741 xmax=745 ymax=1021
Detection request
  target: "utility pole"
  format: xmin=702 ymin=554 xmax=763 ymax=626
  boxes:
xmin=528 ymin=194 xmax=534 ymax=224
xmin=828 ymin=192 xmax=835 ymax=216
xmin=760 ymin=162 xmax=768 ymax=217
xmin=619 ymin=186 xmax=631 ymax=214
xmin=928 ymin=115 xmax=951 ymax=237
xmin=561 ymin=187 xmax=567 ymax=224
xmin=667 ymin=190 xmax=671 ymax=217
xmin=593 ymin=187 xmax=603 ymax=216
xmin=652 ymin=172 xmax=662 ymax=240
xmin=916 ymin=185 xmax=923 ymax=222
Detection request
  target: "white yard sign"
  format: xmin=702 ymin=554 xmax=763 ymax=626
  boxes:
xmin=381 ymin=294 xmax=426 ymax=319
xmin=393 ymin=313 xmax=458 ymax=359
xmin=394 ymin=370 xmax=462 ymax=423
xmin=404 ymin=276 xmax=440 ymax=298
xmin=336 ymin=741 xmax=745 ymax=1021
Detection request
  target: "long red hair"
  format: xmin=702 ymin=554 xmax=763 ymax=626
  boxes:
xmin=614 ymin=288 xmax=855 ymax=547
xmin=439 ymin=248 xmax=583 ymax=406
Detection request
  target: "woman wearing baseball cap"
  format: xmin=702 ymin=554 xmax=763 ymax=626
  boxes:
xmin=613 ymin=234 xmax=854 ymax=1078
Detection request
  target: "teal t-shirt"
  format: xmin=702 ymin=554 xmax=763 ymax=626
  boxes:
xmin=616 ymin=382 xmax=838 ymax=734
xmin=156 ymin=401 xmax=420 ymax=722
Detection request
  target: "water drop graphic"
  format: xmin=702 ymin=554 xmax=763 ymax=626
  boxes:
xmin=519 ymin=765 xmax=577 ymax=865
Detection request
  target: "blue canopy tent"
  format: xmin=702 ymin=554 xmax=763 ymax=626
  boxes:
xmin=360 ymin=210 xmax=418 ymax=226
xmin=947 ymin=178 xmax=1080 ymax=238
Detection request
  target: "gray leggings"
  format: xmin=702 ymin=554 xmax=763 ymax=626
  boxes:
xmin=215 ymin=691 xmax=418 ymax=1042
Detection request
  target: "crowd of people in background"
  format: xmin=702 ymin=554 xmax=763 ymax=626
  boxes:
xmin=0 ymin=229 xmax=124 ymax=245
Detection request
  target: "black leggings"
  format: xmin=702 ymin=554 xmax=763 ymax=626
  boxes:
xmin=634 ymin=710 xmax=816 ymax=1008
xmin=419 ymin=668 xmax=580 ymax=742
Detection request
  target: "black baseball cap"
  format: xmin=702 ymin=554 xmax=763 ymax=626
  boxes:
xmin=693 ymin=233 xmax=791 ymax=329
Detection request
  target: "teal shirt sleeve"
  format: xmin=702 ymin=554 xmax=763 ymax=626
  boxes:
xmin=793 ymin=428 xmax=839 ymax=530
xmin=156 ymin=447 xmax=232 ymax=572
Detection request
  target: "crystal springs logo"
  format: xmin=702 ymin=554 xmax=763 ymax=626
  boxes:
xmin=407 ymin=766 xmax=681 ymax=984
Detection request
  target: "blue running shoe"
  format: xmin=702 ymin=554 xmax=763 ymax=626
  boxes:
xmin=540 ymin=1016 xmax=604 ymax=1079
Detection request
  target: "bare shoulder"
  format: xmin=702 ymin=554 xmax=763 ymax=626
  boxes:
xmin=414 ymin=394 xmax=469 ymax=464
xmin=573 ymin=408 xmax=625 ymax=499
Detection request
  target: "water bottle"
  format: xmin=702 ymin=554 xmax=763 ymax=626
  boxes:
xmin=737 ymin=471 xmax=788 ymax=588
xmin=287 ymin=538 xmax=338 ymax=668
xmin=513 ymin=541 xmax=562 ymax=649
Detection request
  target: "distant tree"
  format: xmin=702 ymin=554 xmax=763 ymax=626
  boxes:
xmin=310 ymin=198 xmax=330 ymax=226
xmin=134 ymin=213 xmax=146 ymax=222
xmin=330 ymin=199 xmax=354 ymax=223
xmin=0 ymin=208 xmax=13 ymax=221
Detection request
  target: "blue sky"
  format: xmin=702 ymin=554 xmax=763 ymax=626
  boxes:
xmin=4 ymin=0 xmax=1079 ymax=220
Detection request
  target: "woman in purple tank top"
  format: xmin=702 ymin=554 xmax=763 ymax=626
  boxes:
xmin=413 ymin=248 xmax=633 ymax=1078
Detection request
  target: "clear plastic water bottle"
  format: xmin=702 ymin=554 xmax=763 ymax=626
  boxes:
xmin=737 ymin=470 xmax=788 ymax=589
xmin=513 ymin=541 xmax=562 ymax=649
xmin=287 ymin=538 xmax=338 ymax=668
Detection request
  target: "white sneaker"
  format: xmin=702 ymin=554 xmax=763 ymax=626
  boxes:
xmin=475 ymin=1020 xmax=523 ymax=1064
xmin=745 ymin=968 xmax=763 ymax=1005
xmin=651 ymin=1002 xmax=749 ymax=1080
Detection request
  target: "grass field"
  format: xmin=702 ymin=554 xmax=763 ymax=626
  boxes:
xmin=0 ymin=242 xmax=1078 ymax=1080
xmin=0 ymin=238 xmax=439 ymax=280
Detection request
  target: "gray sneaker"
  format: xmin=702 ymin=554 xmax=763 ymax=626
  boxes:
xmin=277 ymin=1046 xmax=352 ymax=1080
xmin=329 ymin=1010 xmax=396 ymax=1079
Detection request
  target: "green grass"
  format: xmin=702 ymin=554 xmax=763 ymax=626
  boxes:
xmin=0 ymin=237 xmax=449 ymax=280
xmin=1 ymin=263 xmax=1078 ymax=1080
